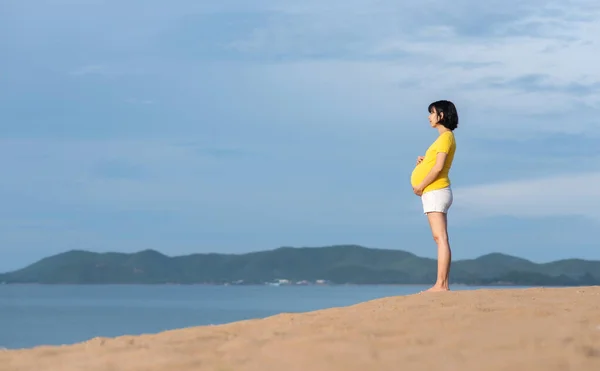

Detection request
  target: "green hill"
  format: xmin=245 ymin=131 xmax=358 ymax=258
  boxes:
xmin=0 ymin=245 xmax=599 ymax=285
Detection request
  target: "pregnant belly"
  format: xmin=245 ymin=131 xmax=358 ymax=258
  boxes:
xmin=411 ymin=165 xmax=424 ymax=187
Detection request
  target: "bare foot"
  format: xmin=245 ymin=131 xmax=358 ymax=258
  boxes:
xmin=420 ymin=285 xmax=450 ymax=293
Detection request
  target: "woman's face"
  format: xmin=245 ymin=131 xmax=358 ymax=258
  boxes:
xmin=428 ymin=107 xmax=441 ymax=127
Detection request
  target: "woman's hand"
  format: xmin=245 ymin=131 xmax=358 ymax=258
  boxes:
xmin=416 ymin=156 xmax=424 ymax=165
xmin=413 ymin=185 xmax=424 ymax=196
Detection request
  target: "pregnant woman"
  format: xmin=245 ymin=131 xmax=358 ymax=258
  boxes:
xmin=410 ymin=100 xmax=458 ymax=292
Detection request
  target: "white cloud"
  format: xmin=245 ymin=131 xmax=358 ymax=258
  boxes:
xmin=10 ymin=0 xmax=600 ymax=138
xmin=452 ymin=171 xmax=600 ymax=221
xmin=225 ymin=0 xmax=600 ymax=136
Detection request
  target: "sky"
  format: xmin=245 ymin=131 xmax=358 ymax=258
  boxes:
xmin=1 ymin=0 xmax=600 ymax=272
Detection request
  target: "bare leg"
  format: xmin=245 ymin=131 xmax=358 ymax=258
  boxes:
xmin=424 ymin=211 xmax=451 ymax=292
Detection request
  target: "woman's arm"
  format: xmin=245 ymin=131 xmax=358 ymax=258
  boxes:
xmin=413 ymin=152 xmax=447 ymax=195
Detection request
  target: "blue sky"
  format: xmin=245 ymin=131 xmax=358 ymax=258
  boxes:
xmin=2 ymin=0 xmax=600 ymax=272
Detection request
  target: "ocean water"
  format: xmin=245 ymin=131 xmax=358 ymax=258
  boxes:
xmin=0 ymin=284 xmax=525 ymax=349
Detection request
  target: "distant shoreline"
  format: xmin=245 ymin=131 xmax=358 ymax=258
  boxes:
xmin=2 ymin=245 xmax=598 ymax=286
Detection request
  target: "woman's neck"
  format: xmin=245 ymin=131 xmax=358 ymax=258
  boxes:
xmin=437 ymin=126 xmax=451 ymax=135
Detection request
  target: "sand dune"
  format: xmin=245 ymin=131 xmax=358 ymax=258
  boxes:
xmin=2 ymin=286 xmax=600 ymax=371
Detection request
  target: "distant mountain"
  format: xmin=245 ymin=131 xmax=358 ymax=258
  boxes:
xmin=1 ymin=245 xmax=599 ymax=285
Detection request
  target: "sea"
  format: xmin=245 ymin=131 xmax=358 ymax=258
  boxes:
xmin=0 ymin=284 xmax=528 ymax=350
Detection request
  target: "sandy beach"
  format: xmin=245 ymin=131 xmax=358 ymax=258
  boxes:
xmin=2 ymin=286 xmax=599 ymax=371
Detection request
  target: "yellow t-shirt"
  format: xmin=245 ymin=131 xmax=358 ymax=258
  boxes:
xmin=410 ymin=131 xmax=456 ymax=193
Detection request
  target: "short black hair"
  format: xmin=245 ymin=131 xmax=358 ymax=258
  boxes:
xmin=428 ymin=100 xmax=458 ymax=131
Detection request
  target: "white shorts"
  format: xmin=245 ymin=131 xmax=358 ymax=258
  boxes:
xmin=421 ymin=186 xmax=453 ymax=214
